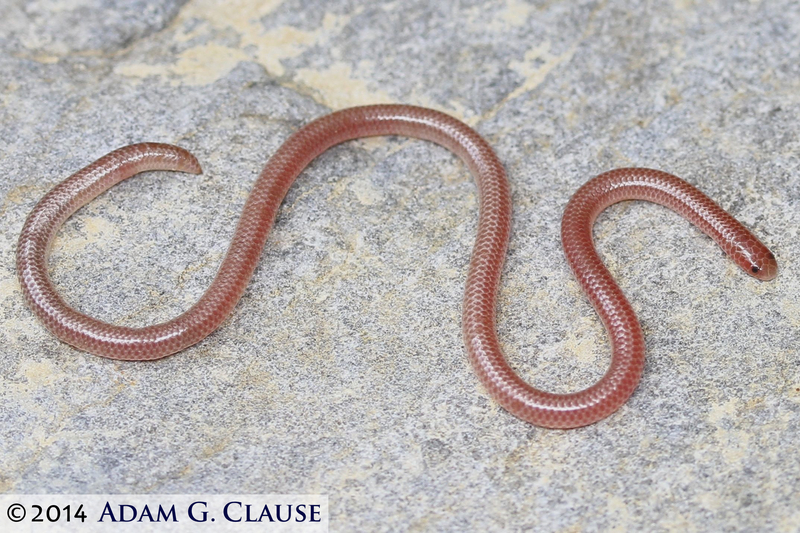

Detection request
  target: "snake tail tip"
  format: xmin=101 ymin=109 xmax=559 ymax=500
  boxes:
xmin=183 ymin=156 xmax=203 ymax=175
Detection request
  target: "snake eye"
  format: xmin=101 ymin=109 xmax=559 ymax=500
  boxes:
xmin=751 ymin=266 xmax=759 ymax=273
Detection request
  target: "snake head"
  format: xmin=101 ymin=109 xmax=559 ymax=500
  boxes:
xmin=740 ymin=247 xmax=778 ymax=281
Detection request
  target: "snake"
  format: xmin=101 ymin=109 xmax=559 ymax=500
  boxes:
xmin=16 ymin=105 xmax=778 ymax=428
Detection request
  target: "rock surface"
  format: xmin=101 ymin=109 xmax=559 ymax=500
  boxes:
xmin=2 ymin=0 xmax=799 ymax=530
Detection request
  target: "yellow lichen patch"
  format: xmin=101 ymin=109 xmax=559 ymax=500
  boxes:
xmin=199 ymin=433 xmax=233 ymax=459
xmin=488 ymin=0 xmax=537 ymax=31
xmin=508 ymin=40 xmax=578 ymax=101
xmin=350 ymin=177 xmax=384 ymax=206
xmin=251 ymin=26 xmax=319 ymax=76
xmin=294 ymin=63 xmax=394 ymax=109
xmin=115 ymin=43 xmax=249 ymax=86
xmin=605 ymin=495 xmax=633 ymax=526
xmin=164 ymin=44 xmax=250 ymax=85
xmin=236 ymin=360 xmax=285 ymax=405
xmin=2 ymin=318 xmax=34 ymax=347
xmin=563 ymin=315 xmax=606 ymax=366
xmin=53 ymin=215 xmax=119 ymax=254
xmin=181 ymin=0 xmax=286 ymax=34
xmin=696 ymin=490 xmax=723 ymax=513
xmin=111 ymin=2 xmax=470 ymax=113
xmin=707 ymin=398 xmax=738 ymax=425
xmin=673 ymin=0 xmax=697 ymax=10
xmin=19 ymin=359 xmax=66 ymax=388
xmin=0 ymin=275 xmax=20 ymax=301
xmin=31 ymin=54 xmax=60 ymax=64
xmin=116 ymin=1 xmax=353 ymax=85
xmin=251 ymin=12 xmax=353 ymax=76
xmin=3 ymin=183 xmax=44 ymax=209
xmin=474 ymin=38 xmax=581 ymax=125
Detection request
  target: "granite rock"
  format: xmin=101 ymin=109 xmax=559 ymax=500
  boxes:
xmin=1 ymin=0 xmax=799 ymax=530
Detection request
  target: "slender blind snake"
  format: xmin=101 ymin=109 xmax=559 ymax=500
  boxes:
xmin=16 ymin=105 xmax=777 ymax=428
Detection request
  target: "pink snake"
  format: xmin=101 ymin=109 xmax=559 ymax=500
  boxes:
xmin=16 ymin=105 xmax=777 ymax=428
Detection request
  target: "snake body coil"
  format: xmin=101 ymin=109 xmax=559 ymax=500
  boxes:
xmin=16 ymin=105 xmax=777 ymax=428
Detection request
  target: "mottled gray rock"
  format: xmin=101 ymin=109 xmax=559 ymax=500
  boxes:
xmin=0 ymin=0 xmax=191 ymax=54
xmin=2 ymin=0 xmax=799 ymax=531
